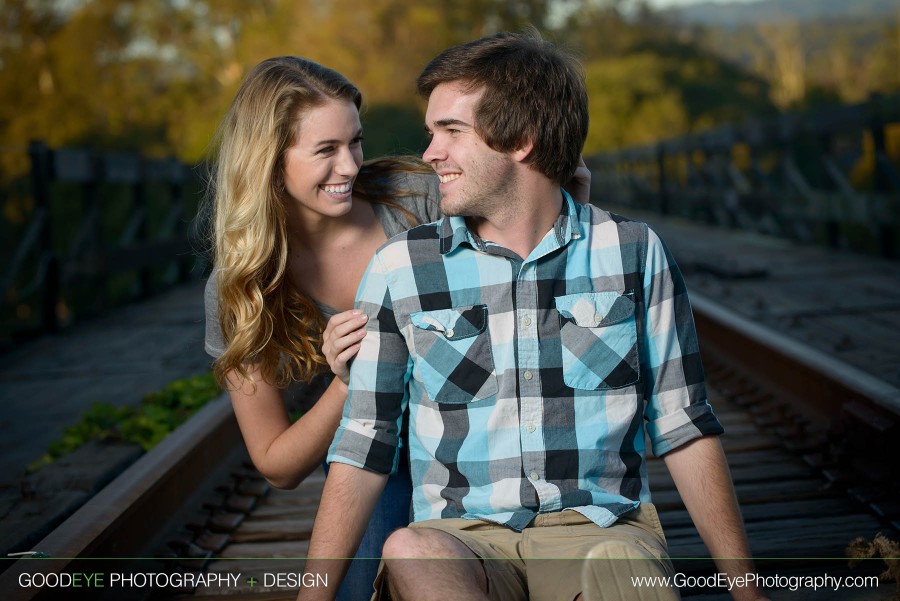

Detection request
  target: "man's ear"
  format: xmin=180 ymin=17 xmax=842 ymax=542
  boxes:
xmin=510 ymin=140 xmax=534 ymax=163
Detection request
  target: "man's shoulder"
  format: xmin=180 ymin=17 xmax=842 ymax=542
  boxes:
xmin=374 ymin=219 xmax=444 ymax=266
xmin=381 ymin=219 xmax=442 ymax=246
xmin=580 ymin=203 xmax=651 ymax=239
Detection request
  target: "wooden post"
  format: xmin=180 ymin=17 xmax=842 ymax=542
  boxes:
xmin=135 ymin=161 xmax=151 ymax=298
xmin=819 ymin=131 xmax=840 ymax=250
xmin=170 ymin=160 xmax=190 ymax=283
xmin=28 ymin=140 xmax=59 ymax=333
xmin=84 ymin=161 xmax=103 ymax=311
xmin=870 ymin=96 xmax=896 ymax=259
xmin=657 ymin=144 xmax=669 ymax=216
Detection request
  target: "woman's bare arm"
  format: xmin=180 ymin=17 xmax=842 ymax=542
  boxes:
xmin=227 ymin=367 xmax=347 ymax=488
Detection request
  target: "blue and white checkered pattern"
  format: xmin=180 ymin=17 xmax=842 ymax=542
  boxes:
xmin=328 ymin=192 xmax=723 ymax=531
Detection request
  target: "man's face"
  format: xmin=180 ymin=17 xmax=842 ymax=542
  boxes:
xmin=422 ymin=83 xmax=517 ymax=218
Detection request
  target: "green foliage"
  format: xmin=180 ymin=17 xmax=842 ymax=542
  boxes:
xmin=689 ymin=12 xmax=900 ymax=109
xmin=585 ymin=53 xmax=688 ymax=152
xmin=27 ymin=372 xmax=220 ymax=472
xmin=582 ymin=43 xmax=773 ymax=154
xmin=1 ymin=0 xmax=893 ymax=183
xmin=361 ymin=104 xmax=429 ymax=158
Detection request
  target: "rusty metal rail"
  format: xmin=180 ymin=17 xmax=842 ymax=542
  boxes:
xmin=0 ymin=397 xmax=247 ymax=601
xmin=691 ymin=292 xmax=900 ymax=420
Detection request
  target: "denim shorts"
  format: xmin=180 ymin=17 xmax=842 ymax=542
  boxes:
xmin=323 ymin=454 xmax=412 ymax=601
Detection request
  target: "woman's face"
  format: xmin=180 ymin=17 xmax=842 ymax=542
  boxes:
xmin=282 ymin=98 xmax=363 ymax=220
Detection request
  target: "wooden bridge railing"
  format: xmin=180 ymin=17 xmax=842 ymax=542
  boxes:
xmin=587 ymin=94 xmax=900 ymax=258
xmin=1 ymin=141 xmax=206 ymax=342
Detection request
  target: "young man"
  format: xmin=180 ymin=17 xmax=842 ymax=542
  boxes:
xmin=300 ymin=30 xmax=768 ymax=601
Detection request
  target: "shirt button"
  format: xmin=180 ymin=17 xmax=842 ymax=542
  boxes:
xmin=445 ymin=328 xmax=454 ymax=338
xmin=530 ymin=471 xmax=539 ymax=481
xmin=523 ymin=370 xmax=533 ymax=380
xmin=526 ymin=423 xmax=536 ymax=433
xmin=522 ymin=315 xmax=532 ymax=327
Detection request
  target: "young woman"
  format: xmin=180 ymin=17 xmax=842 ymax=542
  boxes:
xmin=204 ymin=56 xmax=590 ymax=599
xmin=203 ymin=56 xmax=440 ymax=600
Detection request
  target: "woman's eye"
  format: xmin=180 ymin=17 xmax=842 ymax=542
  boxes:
xmin=317 ymin=146 xmax=335 ymax=155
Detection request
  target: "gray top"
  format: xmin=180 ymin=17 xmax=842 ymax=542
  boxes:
xmin=204 ymin=171 xmax=441 ymax=359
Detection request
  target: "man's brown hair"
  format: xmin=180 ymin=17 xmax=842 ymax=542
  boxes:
xmin=416 ymin=28 xmax=588 ymax=185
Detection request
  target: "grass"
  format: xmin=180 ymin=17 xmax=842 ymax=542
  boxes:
xmin=27 ymin=372 xmax=220 ymax=473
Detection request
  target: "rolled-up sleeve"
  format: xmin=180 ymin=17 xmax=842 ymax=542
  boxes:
xmin=640 ymin=227 xmax=723 ymax=456
xmin=327 ymin=251 xmax=411 ymax=474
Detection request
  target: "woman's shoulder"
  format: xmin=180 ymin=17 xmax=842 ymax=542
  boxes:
xmin=203 ymin=268 xmax=226 ymax=358
xmin=369 ymin=170 xmax=440 ymax=238
xmin=395 ymin=170 xmax=441 ymax=223
xmin=204 ymin=268 xmax=220 ymax=308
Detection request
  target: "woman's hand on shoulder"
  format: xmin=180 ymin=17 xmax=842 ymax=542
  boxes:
xmin=565 ymin=156 xmax=592 ymax=205
xmin=322 ymin=310 xmax=368 ymax=384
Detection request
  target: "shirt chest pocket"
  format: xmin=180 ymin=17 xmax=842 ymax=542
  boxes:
xmin=555 ymin=292 xmax=640 ymax=390
xmin=409 ymin=305 xmax=498 ymax=404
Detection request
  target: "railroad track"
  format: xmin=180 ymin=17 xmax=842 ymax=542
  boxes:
xmin=3 ymin=292 xmax=899 ymax=601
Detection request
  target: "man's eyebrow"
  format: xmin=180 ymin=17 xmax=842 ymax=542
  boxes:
xmin=433 ymin=118 xmax=471 ymax=129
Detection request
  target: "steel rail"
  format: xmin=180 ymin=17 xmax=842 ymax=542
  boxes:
xmin=691 ymin=291 xmax=900 ymax=419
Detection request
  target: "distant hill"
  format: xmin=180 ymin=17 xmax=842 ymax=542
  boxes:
xmin=662 ymin=0 xmax=899 ymax=27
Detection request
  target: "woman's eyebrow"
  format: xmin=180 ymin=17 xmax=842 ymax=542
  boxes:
xmin=314 ymin=128 xmax=364 ymax=146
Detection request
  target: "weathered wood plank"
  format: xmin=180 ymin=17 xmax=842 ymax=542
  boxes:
xmin=659 ymin=498 xmax=856 ymax=530
xmin=652 ymin=477 xmax=830 ymax=511
xmin=668 ymin=513 xmax=884 ymax=561
xmin=230 ymin=518 xmax=316 ymax=543
xmin=220 ymin=540 xmax=311 ymax=559
xmin=648 ymin=458 xmax=813 ymax=486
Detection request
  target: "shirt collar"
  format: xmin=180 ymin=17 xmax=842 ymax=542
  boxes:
xmin=439 ymin=189 xmax=584 ymax=255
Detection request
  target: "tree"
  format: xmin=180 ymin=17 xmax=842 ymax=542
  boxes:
xmin=757 ymin=20 xmax=806 ymax=109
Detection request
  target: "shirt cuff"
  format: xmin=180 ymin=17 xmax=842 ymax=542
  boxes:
xmin=327 ymin=426 xmax=399 ymax=475
xmin=647 ymin=402 xmax=724 ymax=457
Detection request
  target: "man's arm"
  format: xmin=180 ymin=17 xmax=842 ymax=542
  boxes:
xmin=297 ymin=463 xmax=387 ymax=601
xmin=638 ymin=228 xmax=768 ymax=600
xmin=663 ymin=436 xmax=769 ymax=601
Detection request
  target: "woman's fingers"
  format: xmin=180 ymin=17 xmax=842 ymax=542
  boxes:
xmin=322 ymin=310 xmax=368 ymax=382
xmin=330 ymin=325 xmax=366 ymax=354
xmin=565 ymin=156 xmax=591 ymax=205
xmin=323 ymin=312 xmax=367 ymax=347
xmin=324 ymin=310 xmax=366 ymax=338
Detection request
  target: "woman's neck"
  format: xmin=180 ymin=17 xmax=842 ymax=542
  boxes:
xmin=285 ymin=197 xmax=375 ymax=253
xmin=284 ymin=198 xmax=387 ymax=312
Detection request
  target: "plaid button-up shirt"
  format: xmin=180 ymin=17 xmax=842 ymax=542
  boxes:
xmin=328 ymin=193 xmax=723 ymax=531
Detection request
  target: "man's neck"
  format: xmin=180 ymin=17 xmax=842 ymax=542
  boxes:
xmin=468 ymin=175 xmax=563 ymax=260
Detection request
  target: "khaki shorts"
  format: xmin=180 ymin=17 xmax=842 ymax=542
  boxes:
xmin=372 ymin=504 xmax=678 ymax=601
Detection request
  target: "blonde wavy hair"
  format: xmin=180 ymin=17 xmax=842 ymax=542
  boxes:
xmin=208 ymin=56 xmax=430 ymax=390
